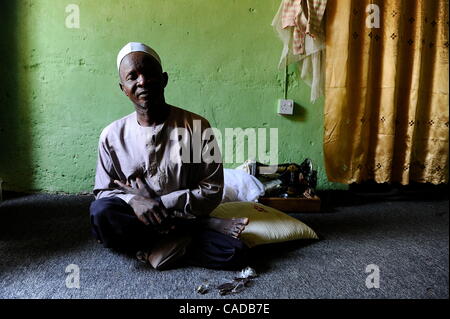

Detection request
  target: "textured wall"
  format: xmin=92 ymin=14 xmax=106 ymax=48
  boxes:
xmin=0 ymin=0 xmax=345 ymax=193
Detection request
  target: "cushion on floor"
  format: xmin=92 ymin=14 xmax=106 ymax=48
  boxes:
xmin=210 ymin=201 xmax=319 ymax=248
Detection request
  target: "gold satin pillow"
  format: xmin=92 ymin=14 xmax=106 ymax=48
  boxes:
xmin=210 ymin=202 xmax=319 ymax=248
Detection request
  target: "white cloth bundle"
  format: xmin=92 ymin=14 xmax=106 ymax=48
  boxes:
xmin=222 ymin=169 xmax=265 ymax=203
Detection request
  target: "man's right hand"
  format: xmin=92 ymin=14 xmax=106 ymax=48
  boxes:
xmin=114 ymin=177 xmax=156 ymax=199
xmin=128 ymin=195 xmax=169 ymax=227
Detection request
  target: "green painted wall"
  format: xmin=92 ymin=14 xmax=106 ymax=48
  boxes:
xmin=0 ymin=0 xmax=345 ymax=194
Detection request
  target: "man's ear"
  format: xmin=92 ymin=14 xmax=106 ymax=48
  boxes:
xmin=119 ymin=82 xmax=128 ymax=96
xmin=162 ymin=72 xmax=169 ymax=89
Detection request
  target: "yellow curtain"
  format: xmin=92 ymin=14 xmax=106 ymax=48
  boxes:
xmin=324 ymin=0 xmax=449 ymax=184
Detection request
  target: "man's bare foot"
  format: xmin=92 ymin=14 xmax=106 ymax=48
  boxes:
xmin=202 ymin=217 xmax=249 ymax=239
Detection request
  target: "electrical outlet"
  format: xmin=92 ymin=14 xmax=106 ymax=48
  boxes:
xmin=278 ymin=99 xmax=294 ymax=115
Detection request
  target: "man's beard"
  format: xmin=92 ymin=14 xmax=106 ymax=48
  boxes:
xmin=135 ymin=98 xmax=163 ymax=112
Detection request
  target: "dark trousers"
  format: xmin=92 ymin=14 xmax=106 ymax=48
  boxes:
xmin=90 ymin=197 xmax=248 ymax=270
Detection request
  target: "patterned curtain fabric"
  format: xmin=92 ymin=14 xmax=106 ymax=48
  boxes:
xmin=324 ymin=0 xmax=449 ymax=184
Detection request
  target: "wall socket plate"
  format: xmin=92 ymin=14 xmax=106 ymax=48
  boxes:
xmin=278 ymin=99 xmax=294 ymax=115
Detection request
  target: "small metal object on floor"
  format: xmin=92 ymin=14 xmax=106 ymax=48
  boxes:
xmin=217 ymin=277 xmax=252 ymax=296
xmin=196 ymin=266 xmax=258 ymax=296
xmin=237 ymin=266 xmax=257 ymax=279
xmin=196 ymin=282 xmax=210 ymax=295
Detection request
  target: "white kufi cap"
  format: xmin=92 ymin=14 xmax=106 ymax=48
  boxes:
xmin=116 ymin=42 xmax=162 ymax=71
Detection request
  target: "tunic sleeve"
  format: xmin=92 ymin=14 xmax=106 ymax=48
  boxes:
xmin=93 ymin=134 xmax=135 ymax=204
xmin=159 ymin=122 xmax=224 ymax=217
xmin=159 ymin=162 xmax=223 ymax=218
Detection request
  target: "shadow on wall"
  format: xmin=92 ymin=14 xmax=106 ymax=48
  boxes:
xmin=0 ymin=2 xmax=34 ymax=192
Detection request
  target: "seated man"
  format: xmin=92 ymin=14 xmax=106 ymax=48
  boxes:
xmin=90 ymin=42 xmax=249 ymax=270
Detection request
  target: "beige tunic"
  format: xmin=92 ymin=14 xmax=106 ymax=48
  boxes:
xmin=93 ymin=105 xmax=223 ymax=217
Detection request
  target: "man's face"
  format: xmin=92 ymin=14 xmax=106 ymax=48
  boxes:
xmin=119 ymin=52 xmax=168 ymax=111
